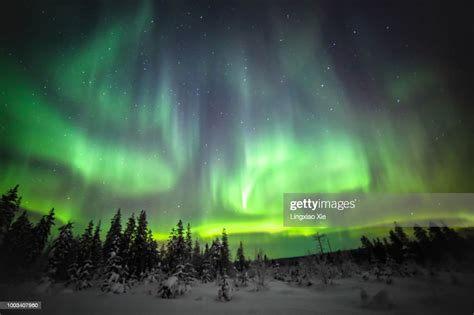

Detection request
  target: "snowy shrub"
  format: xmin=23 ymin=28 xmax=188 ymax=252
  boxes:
xmin=272 ymin=263 xmax=285 ymax=281
xmin=158 ymin=265 xmax=190 ymax=298
xmin=250 ymin=251 xmax=267 ymax=291
xmin=158 ymin=275 xmax=187 ymax=298
xmin=361 ymin=271 xmax=370 ymax=281
xmin=339 ymin=260 xmax=358 ymax=278
xmin=110 ymin=281 xmax=126 ymax=294
xmin=201 ymin=266 xmax=212 ymax=283
xmin=142 ymin=268 xmax=162 ymax=285
xmin=313 ymin=256 xmax=333 ymax=285
xmin=235 ymin=271 xmax=249 ymax=287
xmin=218 ymin=275 xmax=233 ymax=301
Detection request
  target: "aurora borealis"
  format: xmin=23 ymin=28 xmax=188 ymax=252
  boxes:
xmin=0 ymin=1 xmax=473 ymax=258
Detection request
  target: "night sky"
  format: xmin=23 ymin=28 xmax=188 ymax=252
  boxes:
xmin=1 ymin=1 xmax=473 ymax=258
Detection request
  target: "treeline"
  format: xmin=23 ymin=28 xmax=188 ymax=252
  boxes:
xmin=0 ymin=185 xmax=54 ymax=272
xmin=0 ymin=186 xmax=249 ymax=289
xmin=356 ymin=223 xmax=467 ymax=265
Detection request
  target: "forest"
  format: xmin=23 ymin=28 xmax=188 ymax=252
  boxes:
xmin=1 ymin=184 xmax=473 ymax=311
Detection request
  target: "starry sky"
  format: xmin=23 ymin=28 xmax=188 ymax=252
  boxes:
xmin=0 ymin=0 xmax=473 ymax=258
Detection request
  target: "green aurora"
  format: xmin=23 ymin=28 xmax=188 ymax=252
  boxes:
xmin=0 ymin=1 xmax=473 ymax=258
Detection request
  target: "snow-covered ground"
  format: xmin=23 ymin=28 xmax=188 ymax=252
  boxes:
xmin=1 ymin=272 xmax=474 ymax=315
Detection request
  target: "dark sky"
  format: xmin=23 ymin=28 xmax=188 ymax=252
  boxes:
xmin=0 ymin=0 xmax=473 ymax=257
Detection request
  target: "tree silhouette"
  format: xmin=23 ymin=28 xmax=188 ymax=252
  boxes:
xmin=235 ymin=241 xmax=247 ymax=271
xmin=90 ymin=220 xmax=102 ymax=270
xmin=47 ymin=222 xmax=75 ymax=281
xmin=0 ymin=185 xmax=21 ymax=242
xmin=30 ymin=208 xmax=55 ymax=264
xmin=220 ymin=228 xmax=231 ymax=275
xmin=129 ymin=210 xmax=147 ymax=276
xmin=2 ymin=211 xmax=33 ymax=270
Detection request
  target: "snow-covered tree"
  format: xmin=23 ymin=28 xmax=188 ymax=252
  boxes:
xmin=90 ymin=221 xmax=102 ymax=271
xmin=251 ymin=250 xmax=267 ymax=290
xmin=120 ymin=214 xmax=135 ymax=271
xmin=185 ymin=223 xmax=193 ymax=262
xmin=272 ymin=263 xmax=284 ymax=281
xmin=145 ymin=228 xmax=159 ymax=272
xmin=78 ymin=220 xmax=94 ymax=265
xmin=129 ymin=210 xmax=149 ymax=277
xmin=158 ymin=264 xmax=189 ymax=298
xmin=220 ymin=229 xmax=231 ymax=275
xmin=192 ymin=240 xmax=202 ymax=275
xmin=75 ymin=259 xmax=93 ymax=290
xmin=182 ymin=262 xmax=196 ymax=285
xmin=236 ymin=270 xmax=249 ymax=287
xmin=166 ymin=220 xmax=186 ymax=271
xmin=103 ymin=209 xmax=122 ymax=259
xmin=235 ymin=241 xmax=247 ymax=272
xmin=70 ymin=221 xmax=95 ymax=289
xmin=47 ymin=222 xmax=75 ymax=281
xmin=210 ymin=238 xmax=221 ymax=278
xmin=101 ymin=235 xmax=126 ymax=293
xmin=200 ymin=243 xmax=212 ymax=282
xmin=388 ymin=223 xmax=409 ymax=263
xmin=217 ymin=274 xmax=233 ymax=301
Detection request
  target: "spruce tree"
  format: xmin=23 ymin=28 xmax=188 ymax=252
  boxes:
xmin=120 ymin=214 xmax=136 ymax=271
xmin=159 ymin=243 xmax=166 ymax=265
xmin=167 ymin=220 xmax=186 ymax=271
xmin=192 ymin=239 xmax=202 ymax=274
xmin=414 ymin=224 xmax=429 ymax=243
xmin=101 ymin=233 xmax=125 ymax=293
xmin=175 ymin=220 xmax=186 ymax=265
xmin=413 ymin=224 xmax=429 ymax=264
xmin=130 ymin=210 xmax=149 ymax=277
xmin=2 ymin=211 xmax=33 ymax=270
xmin=145 ymin=228 xmax=159 ymax=271
xmin=428 ymin=222 xmax=445 ymax=262
xmin=235 ymin=241 xmax=246 ymax=271
xmin=220 ymin=228 xmax=231 ymax=275
xmin=210 ymin=238 xmax=221 ymax=277
xmin=165 ymin=227 xmax=177 ymax=271
xmin=47 ymin=222 xmax=75 ymax=281
xmin=71 ymin=221 xmax=95 ymax=289
xmin=103 ymin=209 xmax=122 ymax=258
xmin=200 ymin=243 xmax=212 ymax=282
xmin=360 ymin=235 xmax=374 ymax=261
xmin=0 ymin=185 xmax=21 ymax=242
xmin=78 ymin=221 xmax=94 ymax=265
xmin=185 ymin=223 xmax=193 ymax=262
xmin=67 ymin=237 xmax=80 ymax=286
xmin=394 ymin=224 xmax=409 ymax=245
xmin=75 ymin=258 xmax=93 ymax=290
xmin=372 ymin=238 xmax=387 ymax=263
xmin=30 ymin=208 xmax=55 ymax=264
xmin=90 ymin=220 xmax=102 ymax=270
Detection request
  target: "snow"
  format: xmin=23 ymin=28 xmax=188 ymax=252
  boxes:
xmin=1 ymin=272 xmax=474 ymax=315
